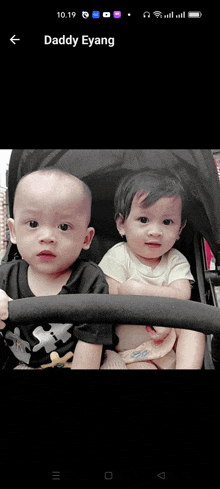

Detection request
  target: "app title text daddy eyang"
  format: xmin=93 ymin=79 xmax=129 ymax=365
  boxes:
xmin=44 ymin=35 xmax=115 ymax=47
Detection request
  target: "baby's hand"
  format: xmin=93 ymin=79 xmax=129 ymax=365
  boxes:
xmin=0 ymin=289 xmax=12 ymax=329
xmin=146 ymin=326 xmax=171 ymax=344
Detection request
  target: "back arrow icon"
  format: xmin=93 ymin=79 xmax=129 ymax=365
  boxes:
xmin=10 ymin=35 xmax=20 ymax=45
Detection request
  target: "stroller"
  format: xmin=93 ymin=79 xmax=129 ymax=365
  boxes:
xmin=1 ymin=149 xmax=220 ymax=370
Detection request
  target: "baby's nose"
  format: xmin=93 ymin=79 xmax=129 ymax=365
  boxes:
xmin=148 ymin=223 xmax=162 ymax=236
xmin=38 ymin=228 xmax=56 ymax=243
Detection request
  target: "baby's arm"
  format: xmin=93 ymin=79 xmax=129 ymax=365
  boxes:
xmin=106 ymin=276 xmax=172 ymax=341
xmin=117 ymin=278 xmax=191 ymax=301
xmin=106 ymin=276 xmax=191 ymax=299
xmin=106 ymin=276 xmax=121 ymax=295
xmin=0 ymin=289 xmax=12 ymax=329
xmin=71 ymin=340 xmax=103 ymax=369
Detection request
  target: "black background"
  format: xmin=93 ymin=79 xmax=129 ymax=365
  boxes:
xmin=1 ymin=6 xmax=219 ymax=488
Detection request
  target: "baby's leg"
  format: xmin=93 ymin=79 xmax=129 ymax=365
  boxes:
xmin=101 ymin=351 xmax=158 ymax=369
xmin=127 ymin=361 xmax=157 ymax=369
xmin=153 ymin=350 xmax=176 ymax=369
xmin=100 ymin=349 xmax=127 ymax=369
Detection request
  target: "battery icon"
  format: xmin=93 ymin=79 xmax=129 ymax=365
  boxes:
xmin=188 ymin=11 xmax=202 ymax=18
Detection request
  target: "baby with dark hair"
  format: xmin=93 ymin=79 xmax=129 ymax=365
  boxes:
xmin=100 ymin=170 xmax=205 ymax=369
xmin=114 ymin=170 xmax=188 ymax=224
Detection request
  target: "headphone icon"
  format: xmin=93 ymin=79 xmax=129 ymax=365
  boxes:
xmin=143 ymin=11 xmax=150 ymax=18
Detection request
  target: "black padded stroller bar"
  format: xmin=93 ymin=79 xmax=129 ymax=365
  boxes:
xmin=7 ymin=295 xmax=220 ymax=335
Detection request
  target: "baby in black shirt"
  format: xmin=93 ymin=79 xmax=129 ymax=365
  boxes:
xmin=0 ymin=168 xmax=112 ymax=369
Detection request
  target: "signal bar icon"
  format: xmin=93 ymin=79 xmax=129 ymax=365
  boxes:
xmin=164 ymin=11 xmax=186 ymax=18
xmin=164 ymin=11 xmax=174 ymax=18
xmin=176 ymin=12 xmax=185 ymax=18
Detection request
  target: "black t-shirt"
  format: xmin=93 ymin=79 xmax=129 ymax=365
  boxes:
xmin=0 ymin=258 xmax=113 ymax=368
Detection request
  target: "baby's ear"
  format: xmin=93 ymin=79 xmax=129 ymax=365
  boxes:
xmin=177 ymin=219 xmax=187 ymax=239
xmin=82 ymin=227 xmax=95 ymax=250
xmin=116 ymin=214 xmax=125 ymax=237
xmin=7 ymin=218 xmax=17 ymax=244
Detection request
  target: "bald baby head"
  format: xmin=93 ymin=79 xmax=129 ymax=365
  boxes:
xmin=8 ymin=168 xmax=95 ymax=270
xmin=13 ymin=168 xmax=92 ymax=225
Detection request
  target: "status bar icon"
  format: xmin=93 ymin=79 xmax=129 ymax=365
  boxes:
xmin=113 ymin=11 xmax=121 ymax=19
xmin=92 ymin=11 xmax=100 ymax=18
xmin=188 ymin=11 xmax=202 ymax=18
xmin=153 ymin=11 xmax=162 ymax=18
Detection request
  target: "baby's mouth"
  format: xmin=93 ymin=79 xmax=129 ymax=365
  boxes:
xmin=37 ymin=251 xmax=56 ymax=261
xmin=146 ymin=242 xmax=161 ymax=248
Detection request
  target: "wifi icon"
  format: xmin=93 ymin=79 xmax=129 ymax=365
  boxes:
xmin=153 ymin=11 xmax=162 ymax=18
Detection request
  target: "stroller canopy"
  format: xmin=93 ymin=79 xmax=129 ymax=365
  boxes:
xmin=7 ymin=149 xmax=220 ymax=261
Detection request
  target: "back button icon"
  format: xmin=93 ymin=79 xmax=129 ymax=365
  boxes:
xmin=10 ymin=35 xmax=20 ymax=45
xmin=157 ymin=472 xmax=165 ymax=480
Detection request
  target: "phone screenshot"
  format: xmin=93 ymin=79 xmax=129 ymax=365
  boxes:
xmin=1 ymin=7 xmax=219 ymax=488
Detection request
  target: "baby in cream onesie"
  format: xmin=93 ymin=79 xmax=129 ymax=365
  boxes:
xmin=99 ymin=170 xmax=205 ymax=369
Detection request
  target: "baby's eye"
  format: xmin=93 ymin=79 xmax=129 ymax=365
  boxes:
xmin=28 ymin=220 xmax=38 ymax=228
xmin=59 ymin=223 xmax=71 ymax=231
xmin=139 ymin=217 xmax=149 ymax=224
xmin=163 ymin=219 xmax=173 ymax=225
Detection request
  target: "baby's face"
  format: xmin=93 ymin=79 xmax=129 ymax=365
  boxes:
xmin=117 ymin=193 xmax=183 ymax=266
xmin=8 ymin=172 xmax=94 ymax=276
